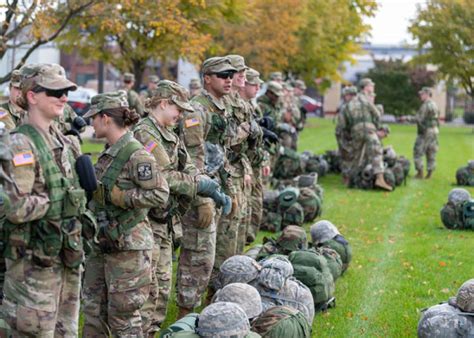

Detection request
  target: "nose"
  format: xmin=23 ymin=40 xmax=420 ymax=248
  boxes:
xmin=59 ymin=94 xmax=68 ymax=102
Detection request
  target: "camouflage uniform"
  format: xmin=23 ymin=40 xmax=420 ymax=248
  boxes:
xmin=189 ymin=78 xmax=202 ymax=99
xmin=122 ymin=72 xmax=145 ymax=117
xmin=82 ymin=93 xmax=170 ymax=337
xmin=139 ymin=75 xmax=159 ymax=102
xmin=335 ymin=86 xmax=357 ymax=179
xmin=414 ymin=88 xmax=439 ymax=176
xmin=0 ymin=64 xmax=88 ymax=337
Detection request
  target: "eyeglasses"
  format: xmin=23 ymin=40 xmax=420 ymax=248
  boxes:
xmin=212 ymin=71 xmax=235 ymax=80
xmin=32 ymin=86 xmax=69 ymax=98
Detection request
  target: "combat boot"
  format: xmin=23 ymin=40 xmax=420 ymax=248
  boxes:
xmin=177 ymin=306 xmax=193 ymax=320
xmin=375 ymin=173 xmax=393 ymax=191
xmin=425 ymin=170 xmax=433 ymax=179
xmin=415 ymin=170 xmax=423 ymax=179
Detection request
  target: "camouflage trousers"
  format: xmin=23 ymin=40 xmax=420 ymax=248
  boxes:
xmin=177 ymin=204 xmax=216 ymax=310
xmin=247 ymin=167 xmax=263 ymax=243
xmin=414 ymin=130 xmax=438 ymax=172
xmin=2 ymin=254 xmax=81 ymax=337
xmin=336 ymin=133 xmax=353 ymax=178
xmin=141 ymin=220 xmax=172 ymax=334
xmin=82 ymin=248 xmax=152 ymax=337
xmin=352 ymin=130 xmax=384 ymax=174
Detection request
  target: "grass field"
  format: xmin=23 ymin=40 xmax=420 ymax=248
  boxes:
xmin=82 ymin=118 xmax=474 ymax=337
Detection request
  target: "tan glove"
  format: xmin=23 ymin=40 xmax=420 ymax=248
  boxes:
xmin=229 ymin=196 xmax=239 ymax=219
xmin=197 ymin=202 xmax=214 ymax=228
xmin=111 ymin=185 xmax=127 ymax=209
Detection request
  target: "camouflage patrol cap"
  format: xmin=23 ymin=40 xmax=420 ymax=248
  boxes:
xmin=197 ymin=302 xmax=251 ymax=337
xmin=201 ymin=56 xmax=237 ymax=75
xmin=148 ymin=75 xmax=159 ymax=83
xmin=276 ymin=225 xmax=308 ymax=253
xmin=266 ymin=81 xmax=283 ymax=96
xmin=258 ymin=255 xmax=294 ymax=291
xmin=293 ymin=80 xmax=306 ymax=90
xmin=213 ymin=283 xmax=263 ymax=319
xmin=152 ymin=80 xmax=194 ymax=112
xmin=269 ymin=72 xmax=283 ymax=82
xmin=452 ymin=279 xmax=474 ymax=312
xmin=123 ymin=72 xmax=135 ymax=82
xmin=19 ymin=63 xmax=77 ymax=91
xmin=359 ymin=77 xmax=375 ymax=89
xmin=283 ymin=82 xmax=294 ymax=91
xmin=227 ymin=54 xmax=248 ymax=72
xmin=342 ymin=85 xmax=357 ymax=95
xmin=417 ymin=303 xmax=472 ymax=338
xmin=83 ymin=91 xmax=129 ymax=118
xmin=189 ymin=78 xmax=202 ymax=89
xmin=419 ymin=86 xmax=433 ymax=95
xmin=246 ymin=68 xmax=263 ymax=86
xmin=218 ymin=255 xmax=262 ymax=288
xmin=10 ymin=70 xmax=21 ymax=87
xmin=447 ymin=188 xmax=471 ymax=204
xmin=310 ymin=220 xmax=340 ymax=245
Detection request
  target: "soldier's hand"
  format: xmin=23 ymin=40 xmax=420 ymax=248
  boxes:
xmin=229 ymin=196 xmax=239 ymax=219
xmin=244 ymin=174 xmax=252 ymax=187
xmin=376 ymin=130 xmax=387 ymax=139
xmin=110 ymin=185 xmax=127 ymax=209
xmin=262 ymin=165 xmax=271 ymax=177
xmin=196 ymin=175 xmax=220 ymax=197
xmin=197 ymin=202 xmax=214 ymax=228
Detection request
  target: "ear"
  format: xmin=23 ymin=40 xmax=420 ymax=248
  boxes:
xmin=203 ymin=74 xmax=211 ymax=85
xmin=26 ymin=90 xmax=37 ymax=105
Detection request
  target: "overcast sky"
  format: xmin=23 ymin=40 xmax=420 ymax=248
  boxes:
xmin=366 ymin=0 xmax=425 ymax=45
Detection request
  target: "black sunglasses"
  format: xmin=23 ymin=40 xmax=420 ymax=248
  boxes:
xmin=212 ymin=71 xmax=235 ymax=80
xmin=32 ymin=86 xmax=70 ymax=98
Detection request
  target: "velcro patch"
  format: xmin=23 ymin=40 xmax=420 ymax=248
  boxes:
xmin=13 ymin=151 xmax=34 ymax=167
xmin=185 ymin=118 xmax=200 ymax=128
xmin=0 ymin=110 xmax=7 ymax=119
xmin=145 ymin=141 xmax=157 ymax=153
xmin=137 ymin=163 xmax=152 ymax=181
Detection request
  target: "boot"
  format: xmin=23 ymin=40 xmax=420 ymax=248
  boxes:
xmin=375 ymin=173 xmax=393 ymax=191
xmin=425 ymin=170 xmax=433 ymax=179
xmin=177 ymin=306 xmax=193 ymax=320
xmin=415 ymin=170 xmax=424 ymax=179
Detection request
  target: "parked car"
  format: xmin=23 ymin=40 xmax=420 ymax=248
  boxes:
xmin=300 ymin=95 xmax=323 ymax=116
xmin=68 ymin=87 xmax=98 ymax=117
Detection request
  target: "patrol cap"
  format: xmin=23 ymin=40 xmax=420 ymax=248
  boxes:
xmin=201 ymin=56 xmax=237 ymax=75
xmin=83 ymin=91 xmax=129 ymax=119
xmin=293 ymin=79 xmax=306 ymax=90
xmin=419 ymin=86 xmax=433 ymax=95
xmin=123 ymin=72 xmax=135 ymax=82
xmin=152 ymin=80 xmax=194 ymax=112
xmin=359 ymin=77 xmax=375 ymax=89
xmin=213 ymin=283 xmax=263 ymax=319
xmin=189 ymin=78 xmax=202 ymax=89
xmin=227 ymin=54 xmax=248 ymax=72
xmin=342 ymin=86 xmax=357 ymax=95
xmin=10 ymin=70 xmax=21 ymax=87
xmin=245 ymin=68 xmax=263 ymax=85
xmin=266 ymin=81 xmax=283 ymax=96
xmin=148 ymin=75 xmax=159 ymax=83
xmin=283 ymin=82 xmax=294 ymax=91
xmin=19 ymin=63 xmax=77 ymax=91
xmin=269 ymin=72 xmax=283 ymax=82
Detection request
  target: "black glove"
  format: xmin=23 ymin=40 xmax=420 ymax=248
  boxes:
xmin=196 ymin=176 xmax=220 ymax=197
xmin=262 ymin=128 xmax=279 ymax=144
xmin=259 ymin=116 xmax=275 ymax=131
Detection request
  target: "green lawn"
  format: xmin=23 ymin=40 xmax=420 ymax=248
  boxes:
xmin=82 ymin=118 xmax=474 ymax=337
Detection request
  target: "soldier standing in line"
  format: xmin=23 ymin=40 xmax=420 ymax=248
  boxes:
xmin=0 ymin=70 xmax=26 ymax=130
xmin=121 ymin=72 xmax=145 ymax=117
xmin=140 ymin=75 xmax=160 ymax=102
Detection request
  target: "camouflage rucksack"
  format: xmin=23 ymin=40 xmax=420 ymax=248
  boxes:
xmin=383 ymin=168 xmax=396 ymax=191
xmin=280 ymin=202 xmax=305 ymax=228
xmin=383 ymin=146 xmax=397 ymax=167
xmin=297 ymin=187 xmax=322 ymax=222
xmin=320 ymin=235 xmax=352 ymax=273
xmin=159 ymin=314 xmax=199 ymax=338
xmin=397 ymin=156 xmax=411 ymax=179
xmin=276 ymin=225 xmax=308 ymax=254
xmin=315 ymin=246 xmax=343 ymax=281
xmin=349 ymin=164 xmax=374 ymax=190
xmin=324 ymin=150 xmax=342 ymax=174
xmin=273 ymin=147 xmax=303 ymax=179
xmin=456 ymin=160 xmax=474 ymax=186
xmin=301 ymin=151 xmax=329 ymax=177
xmin=288 ymin=249 xmax=336 ymax=311
xmin=440 ymin=189 xmax=474 ymax=230
xmin=261 ymin=190 xmax=282 ymax=232
xmin=417 ymin=302 xmax=474 ymax=338
xmin=390 ymin=161 xmax=405 ymax=186
xmin=251 ymin=306 xmax=312 ymax=338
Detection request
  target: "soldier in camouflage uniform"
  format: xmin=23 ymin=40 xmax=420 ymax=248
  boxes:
xmin=140 ymin=75 xmax=159 ymax=102
xmin=0 ymin=70 xmax=26 ymax=130
xmin=269 ymin=71 xmax=284 ymax=83
xmin=413 ymin=87 xmax=440 ymax=179
xmin=335 ymin=86 xmax=357 ymax=184
xmin=133 ymin=80 xmax=230 ymax=329
xmin=178 ymin=58 xmax=240 ymax=304
xmin=238 ymin=68 xmax=268 ymax=243
xmin=122 ymin=72 xmax=145 ymax=117
xmin=0 ymin=64 xmax=87 ymax=337
xmin=340 ymin=78 xmax=392 ymax=191
xmin=189 ymin=78 xmax=202 ymax=98
xmin=258 ymin=81 xmax=284 ymax=124
xmin=82 ymin=92 xmax=170 ymax=337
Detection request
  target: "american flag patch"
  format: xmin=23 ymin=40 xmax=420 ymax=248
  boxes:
xmin=185 ymin=118 xmax=200 ymax=128
xmin=13 ymin=151 xmax=34 ymax=167
xmin=0 ymin=110 xmax=7 ymax=119
xmin=145 ymin=141 xmax=157 ymax=153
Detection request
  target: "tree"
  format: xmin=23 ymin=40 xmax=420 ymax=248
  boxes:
xmin=57 ymin=0 xmax=246 ymax=88
xmin=409 ymin=0 xmax=474 ymax=98
xmin=0 ymin=0 xmax=95 ymax=84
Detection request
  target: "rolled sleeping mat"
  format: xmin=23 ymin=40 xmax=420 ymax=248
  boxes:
xmin=75 ymin=154 xmax=98 ymax=193
xmin=279 ymin=187 xmax=300 ymax=208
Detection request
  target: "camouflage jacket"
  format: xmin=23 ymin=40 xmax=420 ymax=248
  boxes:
xmin=416 ymin=99 xmax=439 ymax=134
xmin=0 ymin=101 xmax=26 ymax=130
xmin=91 ymin=132 xmax=169 ymax=250
xmin=123 ymin=88 xmax=145 ymax=117
xmin=341 ymin=92 xmax=381 ymax=134
xmin=258 ymin=94 xmax=283 ymax=124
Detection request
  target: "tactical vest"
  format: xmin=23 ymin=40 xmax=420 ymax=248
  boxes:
xmin=3 ymin=124 xmax=86 ymax=267
xmin=193 ymin=94 xmax=227 ymax=146
xmin=94 ymin=139 xmax=148 ymax=245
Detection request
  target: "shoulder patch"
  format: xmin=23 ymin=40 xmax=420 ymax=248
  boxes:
xmin=137 ymin=162 xmax=152 ymax=181
xmin=145 ymin=141 xmax=158 ymax=153
xmin=0 ymin=109 xmax=8 ymax=119
xmin=13 ymin=151 xmax=34 ymax=166
xmin=185 ymin=118 xmax=200 ymax=128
